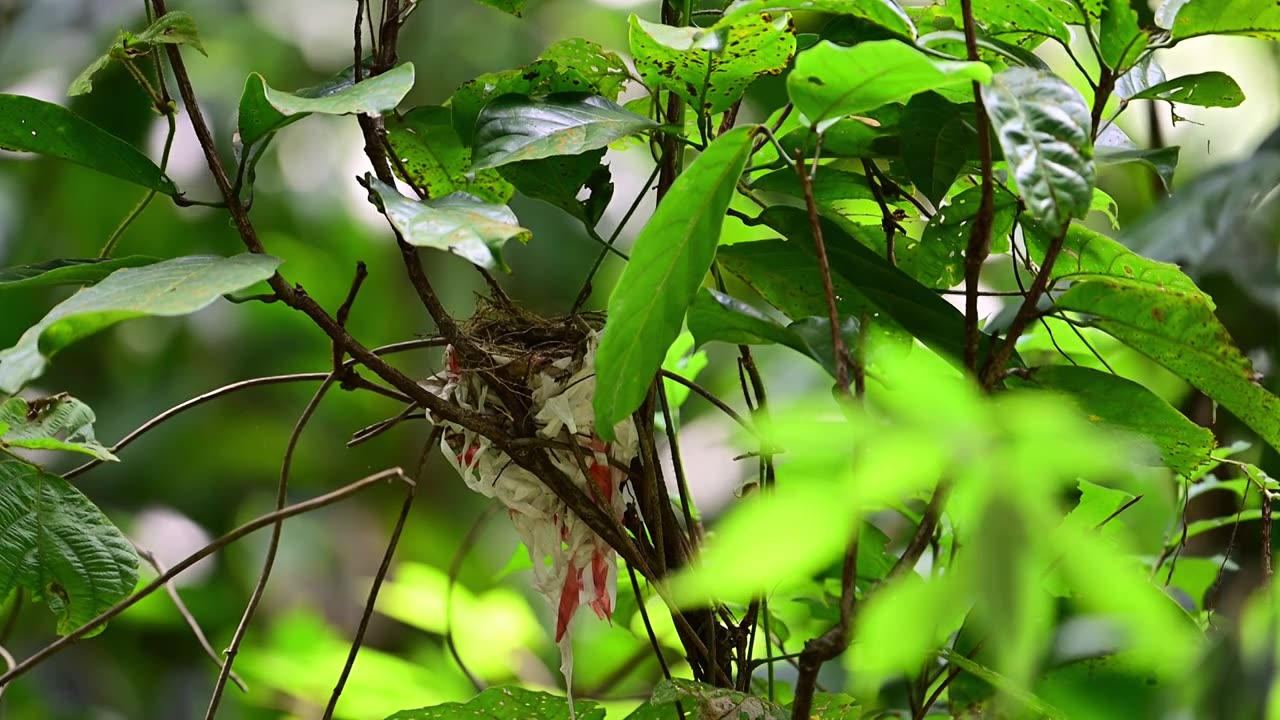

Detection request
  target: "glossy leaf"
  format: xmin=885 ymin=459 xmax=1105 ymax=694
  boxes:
xmin=1023 ymin=366 xmax=1214 ymax=476
xmin=629 ymin=14 xmax=796 ymax=115
xmin=451 ymin=58 xmax=613 ymax=145
xmin=237 ymin=62 xmax=414 ymax=153
xmin=916 ymin=185 xmax=1018 ymax=288
xmin=1100 ymin=0 xmax=1148 ymax=71
xmin=0 ymin=256 xmax=159 ymax=294
xmin=1023 ymin=220 xmax=1203 ymax=295
xmin=1129 ymin=72 xmax=1246 ymax=108
xmin=0 ymin=254 xmax=281 ymax=394
xmin=471 ymin=93 xmax=657 ymax=170
xmin=0 ymin=395 xmax=117 ymax=462
xmin=385 ymin=106 xmax=513 ymax=202
xmin=983 ymin=68 xmax=1095 ymax=228
xmin=361 ymin=175 xmax=530 ymax=273
xmin=1166 ymin=0 xmax=1280 ymax=40
xmin=900 ymin=92 xmax=978 ymax=205
xmin=1056 ymin=278 xmax=1280 ymax=455
xmin=1096 ymin=146 xmax=1180 ymax=193
xmin=385 ymin=686 xmax=604 ymax=719
xmin=0 ymin=459 xmax=138 ymax=636
xmin=0 ymin=94 xmax=177 ymax=195
xmin=717 ymin=0 xmax=915 ymax=38
xmin=499 ymin=150 xmax=614 ymax=225
xmin=788 ymin=40 xmax=991 ymax=127
xmin=593 ymin=126 xmax=755 ymax=437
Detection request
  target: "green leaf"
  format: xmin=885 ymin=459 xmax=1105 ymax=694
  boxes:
xmin=717 ymin=0 xmax=916 ymax=38
xmin=0 ymin=256 xmax=159 ymax=294
xmin=67 ymin=53 xmax=114 ymax=97
xmin=788 ymin=40 xmax=991 ymax=128
xmin=450 ymin=62 xmax=603 ymax=146
xmin=1129 ymin=72 xmax=1246 ymax=108
xmin=1096 ymin=146 xmax=1180 ymax=193
xmin=132 ymin=10 xmax=206 ymax=56
xmin=385 ymin=686 xmax=604 ymax=719
xmin=0 ymin=459 xmax=138 ymax=636
xmin=1023 ymin=220 xmax=1203 ymax=295
xmin=536 ymin=38 xmax=631 ymax=101
xmin=1167 ymin=0 xmax=1280 ymax=40
xmin=471 ymin=93 xmax=657 ymax=170
xmin=982 ymin=68 xmax=1095 ymax=228
xmin=1186 ymin=508 xmax=1280 ymax=540
xmin=360 ymin=175 xmax=530 ymax=273
xmin=0 ymin=395 xmax=117 ymax=462
xmin=1115 ymin=54 xmax=1167 ymax=99
xmin=385 ymin=106 xmax=513 ymax=202
xmin=593 ymin=126 xmax=756 ymax=438
xmin=237 ymin=62 xmax=414 ymax=153
xmin=939 ymin=648 xmax=1069 ymax=719
xmin=941 ymin=0 xmax=1072 ymax=47
xmin=916 ymin=185 xmax=1018 ymax=288
xmin=1100 ymin=0 xmax=1148 ymax=71
xmin=629 ymin=14 xmax=796 ymax=116
xmin=651 ymin=679 xmax=788 ymax=719
xmin=1022 ymin=365 xmax=1215 ymax=476
xmin=499 ymin=150 xmax=614 ymax=225
xmin=0 ymin=254 xmax=281 ymax=394
xmin=800 ymin=692 xmax=863 ymax=719
xmin=900 ymin=92 xmax=978 ymax=205
xmin=469 ymin=0 xmax=524 ymax=16
xmin=0 ymin=94 xmax=177 ymax=195
xmin=1056 ymin=278 xmax=1280 ymax=455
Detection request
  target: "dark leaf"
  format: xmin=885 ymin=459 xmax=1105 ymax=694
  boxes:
xmin=471 ymin=93 xmax=657 ymax=170
xmin=1096 ymin=146 xmax=1180 ymax=193
xmin=916 ymin=185 xmax=1019 ymax=288
xmin=900 ymin=92 xmax=978 ymax=205
xmin=1100 ymin=0 xmax=1148 ymax=71
xmin=499 ymin=150 xmax=614 ymax=225
xmin=0 ymin=256 xmax=159 ymax=294
xmin=385 ymin=106 xmax=513 ymax=202
xmin=451 ymin=61 xmax=599 ymax=144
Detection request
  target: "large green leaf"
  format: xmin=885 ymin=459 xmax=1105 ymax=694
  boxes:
xmin=788 ymin=40 xmax=991 ymax=128
xmin=1056 ymin=278 xmax=1280 ymax=454
xmin=471 ymin=93 xmax=657 ymax=170
xmin=629 ymin=14 xmax=796 ymax=115
xmin=900 ymin=92 xmax=978 ymax=205
xmin=0 ymin=95 xmax=177 ymax=195
xmin=385 ymin=686 xmax=604 ymax=719
xmin=982 ymin=68 xmax=1094 ymax=228
xmin=0 ymin=254 xmax=281 ymax=394
xmin=1023 ymin=220 xmax=1203 ymax=295
xmin=0 ymin=395 xmax=116 ymax=462
xmin=237 ymin=62 xmax=415 ymax=153
xmin=939 ymin=0 xmax=1073 ymax=46
xmin=593 ymin=126 xmax=755 ymax=437
xmin=1166 ymin=0 xmax=1280 ymax=40
xmin=0 ymin=459 xmax=138 ymax=636
xmin=384 ymin=106 xmax=513 ymax=202
xmin=1020 ymin=365 xmax=1214 ymax=476
xmin=916 ymin=185 xmax=1018 ymax=288
xmin=360 ymin=175 xmax=530 ymax=273
xmin=717 ymin=0 xmax=916 ymax=38
xmin=1099 ymin=0 xmax=1148 ymax=71
xmin=536 ymin=38 xmax=631 ymax=101
xmin=0 ymin=256 xmax=159 ymax=294
xmin=1129 ymin=72 xmax=1246 ymax=108
xmin=499 ymin=150 xmax=614 ymax=225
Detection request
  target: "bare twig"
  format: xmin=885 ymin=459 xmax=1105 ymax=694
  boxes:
xmin=959 ymin=0 xmax=997 ymax=374
xmin=659 ymin=370 xmax=754 ymax=434
xmin=793 ymin=151 xmax=850 ymax=394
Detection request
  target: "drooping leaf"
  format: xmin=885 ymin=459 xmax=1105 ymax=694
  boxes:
xmin=468 ymin=0 xmax=525 ymax=16
xmin=717 ymin=0 xmax=916 ymax=38
xmin=1096 ymin=146 xmax=1180 ymax=193
xmin=916 ymin=185 xmax=1019 ymax=288
xmin=651 ymin=679 xmax=789 ymax=720
xmin=0 ymin=459 xmax=138 ymax=636
xmin=360 ymin=175 xmax=530 ymax=273
xmin=0 ymin=395 xmax=117 ymax=462
xmin=1129 ymin=72 xmax=1246 ymax=108
xmin=1021 ymin=365 xmax=1215 ymax=476
xmin=384 ymin=106 xmax=513 ymax=202
xmin=0 ymin=254 xmax=281 ymax=394
xmin=133 ymin=10 xmax=207 ymax=55
xmin=68 ymin=53 xmax=114 ymax=97
xmin=499 ymin=150 xmax=614 ymax=225
xmin=1099 ymin=0 xmax=1148 ymax=71
xmin=471 ymin=93 xmax=657 ymax=170
xmin=593 ymin=127 xmax=756 ymax=438
xmin=788 ymin=40 xmax=991 ymax=128
xmin=385 ymin=686 xmax=604 ymax=719
xmin=900 ymin=92 xmax=978 ymax=206
xmin=0 ymin=94 xmax=177 ymax=195
xmin=1023 ymin=220 xmax=1203 ymax=295
xmin=0 ymin=256 xmax=159 ymax=294
xmin=237 ymin=62 xmax=414 ymax=153
xmin=629 ymin=13 xmax=796 ymax=116
xmin=1056 ymin=278 xmax=1280 ymax=455
xmin=982 ymin=68 xmax=1095 ymax=228
xmin=1166 ymin=0 xmax=1280 ymax=40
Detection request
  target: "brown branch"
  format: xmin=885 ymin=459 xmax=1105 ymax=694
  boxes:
xmin=793 ymin=151 xmax=850 ymax=393
xmin=790 ymin=527 xmax=859 ymax=720
xmin=890 ymin=480 xmax=952 ymax=580
xmin=979 ymin=222 xmax=1069 ymax=388
xmin=0 ymin=468 xmax=411 ymax=688
xmin=861 ymin=159 xmax=901 ymax=266
xmin=959 ymin=0 xmax=997 ymax=373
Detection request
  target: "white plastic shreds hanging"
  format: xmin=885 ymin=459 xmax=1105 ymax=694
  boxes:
xmin=422 ymin=325 xmax=638 ymax=706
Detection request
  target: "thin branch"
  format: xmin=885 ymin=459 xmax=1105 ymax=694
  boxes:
xmin=959 ymin=0 xmax=997 ymax=374
xmin=0 ymin=468 xmax=410 ymax=688
xmin=658 ymin=370 xmax=753 ymax=434
xmin=572 ymin=162 xmax=662 ymax=313
xmin=980 ymin=222 xmax=1070 ymax=388
xmin=793 ymin=147 xmax=850 ymax=394
xmin=861 ymin=159 xmax=902 ymax=266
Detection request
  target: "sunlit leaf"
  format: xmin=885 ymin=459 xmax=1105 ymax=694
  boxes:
xmin=1099 ymin=0 xmax=1148 ymax=71
xmin=0 ymin=254 xmax=281 ymax=394
xmin=1023 ymin=220 xmax=1203 ymax=295
xmin=1129 ymin=72 xmax=1246 ymax=108
xmin=850 ymin=573 xmax=969 ymax=690
xmin=717 ymin=0 xmax=915 ymax=38
xmin=0 ymin=395 xmax=117 ymax=461
xmin=0 ymin=459 xmax=138 ymax=636
xmin=939 ymin=0 xmax=1073 ymax=47
xmin=469 ymin=0 xmax=525 ymax=16
xmin=0 ymin=256 xmax=159 ymax=294
xmin=451 ymin=59 xmax=609 ymax=144
xmin=385 ymin=106 xmax=513 ymax=202
xmin=536 ymin=38 xmax=631 ymax=100
xmin=1166 ymin=0 xmax=1280 ymax=40
xmin=471 ymin=93 xmax=657 ymax=170
xmin=387 ymin=686 xmax=603 ymax=719
xmin=1115 ymin=54 xmax=1167 ymax=99
xmin=133 ymin=10 xmax=207 ymax=55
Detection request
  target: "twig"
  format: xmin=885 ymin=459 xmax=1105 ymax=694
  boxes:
xmin=572 ymin=162 xmax=661 ymax=313
xmin=1264 ymin=489 xmax=1274 ymax=581
xmin=793 ymin=148 xmax=850 ymax=394
xmin=1206 ymin=483 xmax=1251 ymax=621
xmin=0 ymin=468 xmax=410 ymax=688
xmin=659 ymin=370 xmax=754 ymax=434
xmin=890 ymin=480 xmax=952 ymax=579
xmin=790 ymin=526 xmax=859 ymax=720
xmin=657 ymin=382 xmax=697 ymax=546
xmin=959 ymin=0 xmax=997 ymax=374
xmin=445 ymin=505 xmax=497 ymax=691
xmin=861 ymin=159 xmax=901 ymax=266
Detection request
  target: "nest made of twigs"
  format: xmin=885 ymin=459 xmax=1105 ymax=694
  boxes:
xmin=459 ymin=297 xmax=604 ymax=378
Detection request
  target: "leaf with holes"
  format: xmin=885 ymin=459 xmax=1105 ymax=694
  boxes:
xmin=537 ymin=38 xmax=631 ymax=101
xmin=1056 ymin=278 xmax=1280 ymax=455
xmin=361 ymin=175 xmax=530 ymax=273
xmin=788 ymin=40 xmax=991 ymax=128
xmin=0 ymin=95 xmax=177 ymax=195
xmin=1167 ymin=0 xmax=1280 ymax=40
xmin=0 ymin=256 xmax=159 ymax=294
xmin=0 ymin=395 xmax=116 ymax=462
xmin=593 ymin=126 xmax=755 ymax=438
xmin=0 ymin=254 xmax=281 ymax=394
xmin=0 ymin=459 xmax=138 ymax=636
xmin=385 ymin=106 xmax=513 ymax=202
xmin=939 ymin=0 xmax=1072 ymax=47
xmin=498 ymin=149 xmax=614 ymax=225
xmin=385 ymin=686 xmax=604 ymax=719
xmin=1129 ymin=72 xmax=1246 ymax=108
xmin=652 ymin=679 xmax=789 ymax=719
xmin=901 ymin=92 xmax=978 ymax=206
xmin=717 ymin=0 xmax=915 ymax=38
xmin=983 ymin=68 xmax=1094 ymax=228
xmin=917 ymin=185 xmax=1018 ymax=288
xmin=629 ymin=13 xmax=796 ymax=116
xmin=471 ymin=93 xmax=657 ymax=170
xmin=237 ymin=62 xmax=414 ymax=153
xmin=451 ymin=61 xmax=600 ymax=144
